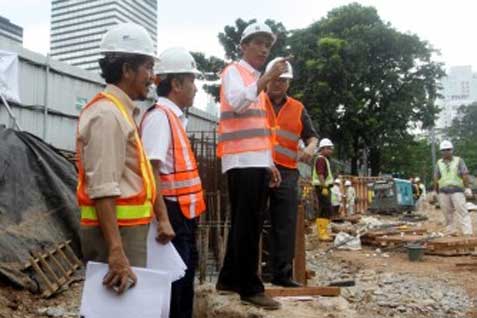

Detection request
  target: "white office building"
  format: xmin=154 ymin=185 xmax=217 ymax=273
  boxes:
xmin=436 ymin=65 xmax=477 ymax=129
xmin=50 ymin=0 xmax=157 ymax=71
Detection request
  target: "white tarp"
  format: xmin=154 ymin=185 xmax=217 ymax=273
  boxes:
xmin=0 ymin=50 xmax=20 ymax=103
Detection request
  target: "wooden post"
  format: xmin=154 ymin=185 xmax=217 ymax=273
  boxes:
xmin=293 ymin=204 xmax=306 ymax=285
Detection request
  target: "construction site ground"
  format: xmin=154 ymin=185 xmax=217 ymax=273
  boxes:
xmin=1 ymin=204 xmax=476 ymax=318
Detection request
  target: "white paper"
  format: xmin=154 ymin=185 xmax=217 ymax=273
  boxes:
xmin=0 ymin=50 xmax=20 ymax=103
xmin=146 ymin=218 xmax=187 ymax=281
xmin=80 ymin=262 xmax=171 ymax=318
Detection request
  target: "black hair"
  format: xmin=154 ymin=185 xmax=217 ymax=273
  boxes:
xmin=156 ymin=74 xmax=188 ymax=97
xmin=98 ymin=53 xmax=151 ymax=84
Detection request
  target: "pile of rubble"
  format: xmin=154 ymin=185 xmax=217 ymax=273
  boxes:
xmin=307 ymin=253 xmax=473 ymax=317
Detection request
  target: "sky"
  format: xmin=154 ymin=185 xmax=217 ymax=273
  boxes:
xmin=3 ymin=0 xmax=477 ymax=71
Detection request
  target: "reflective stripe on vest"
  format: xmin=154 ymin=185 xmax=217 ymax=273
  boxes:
xmin=217 ymin=63 xmax=273 ymax=157
xmin=77 ymin=92 xmax=156 ymax=227
xmin=311 ymin=155 xmax=333 ymax=186
xmin=438 ymin=157 xmax=464 ymax=189
xmin=220 ymin=109 xmax=267 ymax=120
xmin=143 ymin=103 xmax=206 ymax=219
xmin=218 ymin=128 xmax=271 ymax=142
xmin=263 ymin=93 xmax=304 ymax=168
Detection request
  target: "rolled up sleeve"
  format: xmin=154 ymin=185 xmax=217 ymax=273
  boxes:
xmin=79 ymin=108 xmax=127 ymax=199
xmin=222 ymin=66 xmax=259 ymax=114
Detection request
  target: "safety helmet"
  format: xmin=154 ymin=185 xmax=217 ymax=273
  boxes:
xmin=415 ymin=177 xmax=421 ymax=183
xmin=345 ymin=180 xmax=352 ymax=186
xmin=154 ymin=47 xmax=201 ymax=76
xmin=319 ymin=138 xmax=334 ymax=149
xmin=265 ymin=57 xmax=293 ymax=79
xmin=334 ymin=179 xmax=341 ymax=184
xmin=240 ymin=22 xmax=276 ymax=45
xmin=99 ymin=23 xmax=155 ymax=58
xmin=439 ymin=140 xmax=453 ymax=151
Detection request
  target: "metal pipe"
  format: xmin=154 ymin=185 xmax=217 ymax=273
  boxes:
xmin=43 ymin=54 xmax=50 ymax=140
xmin=0 ymin=94 xmax=21 ymax=130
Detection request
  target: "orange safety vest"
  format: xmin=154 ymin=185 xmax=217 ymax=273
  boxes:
xmin=217 ymin=62 xmax=273 ymax=157
xmin=141 ymin=103 xmax=206 ymax=219
xmin=77 ymin=92 xmax=157 ymax=227
xmin=263 ymin=93 xmax=304 ymax=169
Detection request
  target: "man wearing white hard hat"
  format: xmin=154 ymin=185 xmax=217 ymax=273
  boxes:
xmin=331 ymin=179 xmax=343 ymax=217
xmin=77 ymin=23 xmax=174 ymax=295
xmin=312 ymin=138 xmax=335 ymax=241
xmin=140 ymin=47 xmax=206 ymax=318
xmin=216 ymin=21 xmax=287 ymax=310
xmin=434 ymin=140 xmax=473 ymax=235
xmin=344 ymin=180 xmax=356 ymax=215
xmin=261 ymin=57 xmax=318 ymax=287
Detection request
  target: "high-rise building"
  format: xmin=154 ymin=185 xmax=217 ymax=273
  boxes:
xmin=0 ymin=16 xmax=23 ymax=44
xmin=50 ymin=0 xmax=157 ymax=71
xmin=436 ymin=65 xmax=477 ymax=129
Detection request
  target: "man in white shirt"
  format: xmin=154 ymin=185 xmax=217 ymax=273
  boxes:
xmin=215 ymin=22 xmax=288 ymax=310
xmin=345 ymin=180 xmax=356 ymax=215
xmin=141 ymin=47 xmax=206 ymax=318
xmin=331 ymin=179 xmax=343 ymax=217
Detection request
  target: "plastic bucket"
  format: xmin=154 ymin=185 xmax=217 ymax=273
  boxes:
xmin=407 ymin=244 xmax=425 ymax=262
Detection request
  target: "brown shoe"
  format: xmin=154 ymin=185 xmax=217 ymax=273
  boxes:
xmin=241 ymin=293 xmax=281 ymax=310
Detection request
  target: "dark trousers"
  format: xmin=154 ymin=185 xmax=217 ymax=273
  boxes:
xmin=166 ymin=200 xmax=198 ymax=318
xmin=268 ymin=166 xmax=299 ymax=280
xmin=218 ymin=168 xmax=269 ymax=297
xmin=315 ymin=186 xmax=333 ymax=219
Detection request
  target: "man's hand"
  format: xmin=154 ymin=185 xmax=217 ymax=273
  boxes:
xmin=269 ymin=166 xmax=282 ymax=188
xmin=300 ymin=147 xmax=315 ymax=163
xmin=156 ymin=219 xmax=175 ymax=244
xmin=464 ymin=188 xmax=473 ymax=198
xmin=266 ymin=58 xmax=289 ymax=80
xmin=321 ymin=187 xmax=329 ymax=197
xmin=103 ymin=247 xmax=137 ymax=294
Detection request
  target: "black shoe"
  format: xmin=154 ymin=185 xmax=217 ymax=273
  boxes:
xmin=241 ymin=293 xmax=281 ymax=310
xmin=215 ymin=281 xmax=239 ymax=294
xmin=271 ymin=277 xmax=302 ymax=288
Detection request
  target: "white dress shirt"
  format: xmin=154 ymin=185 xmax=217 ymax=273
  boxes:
xmin=220 ymin=59 xmax=274 ymax=173
xmin=141 ymin=97 xmax=189 ymax=201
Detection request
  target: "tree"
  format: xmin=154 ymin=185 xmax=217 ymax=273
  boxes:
xmin=288 ymin=3 xmax=445 ymax=175
xmin=446 ymin=103 xmax=477 ymax=175
xmin=380 ymin=138 xmax=433 ymax=185
xmin=191 ymin=52 xmax=225 ymax=101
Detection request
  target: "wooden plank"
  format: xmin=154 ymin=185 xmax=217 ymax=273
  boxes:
xmin=265 ymin=286 xmax=341 ymax=297
xmin=293 ymin=205 xmax=306 ymax=285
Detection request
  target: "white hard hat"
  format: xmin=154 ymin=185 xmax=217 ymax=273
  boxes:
xmin=265 ymin=57 xmax=293 ymax=79
xmin=439 ymin=140 xmax=453 ymax=151
xmin=415 ymin=177 xmax=421 ymax=182
xmin=345 ymin=180 xmax=352 ymax=186
xmin=155 ymin=47 xmax=201 ymax=76
xmin=319 ymin=138 xmax=334 ymax=149
xmin=334 ymin=178 xmax=341 ymax=184
xmin=99 ymin=23 xmax=155 ymax=58
xmin=240 ymin=22 xmax=277 ymax=45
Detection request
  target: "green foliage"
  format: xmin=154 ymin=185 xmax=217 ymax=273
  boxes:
xmin=380 ymin=138 xmax=433 ymax=186
xmin=446 ymin=103 xmax=477 ymax=174
xmin=288 ymin=2 xmax=445 ymax=174
xmin=191 ymin=52 xmax=225 ymax=101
